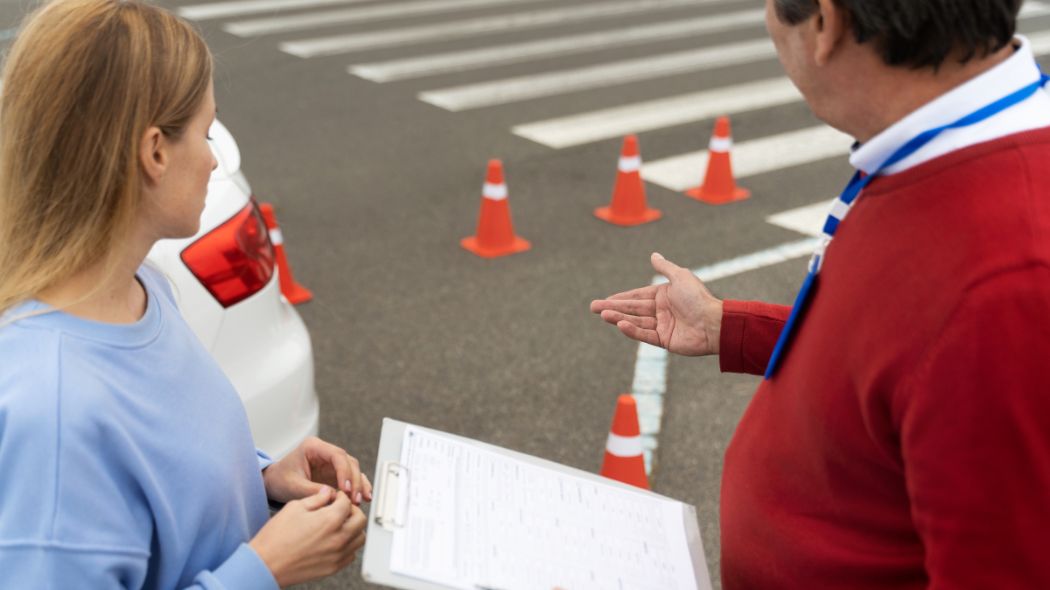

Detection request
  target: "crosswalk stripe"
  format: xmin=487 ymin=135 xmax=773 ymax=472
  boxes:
xmin=510 ymin=21 xmax=1050 ymax=148
xmin=1022 ymin=1 xmax=1050 ymax=17
xmin=512 ymin=77 xmax=799 ymax=148
xmin=349 ymin=9 xmax=766 ymax=83
xmin=766 ymin=199 xmax=835 ymax=237
xmin=279 ymin=0 xmax=740 ymax=58
xmin=640 ymin=126 xmax=854 ymax=192
xmin=1029 ymin=29 xmax=1050 ymax=53
xmin=225 ymin=0 xmax=552 ymax=37
xmin=421 ymin=16 xmax=1050 ymax=113
xmin=419 ymin=38 xmax=775 ymax=112
xmin=177 ymin=0 xmax=372 ymax=21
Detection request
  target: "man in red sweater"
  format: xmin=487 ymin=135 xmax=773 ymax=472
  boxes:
xmin=592 ymin=0 xmax=1050 ymax=588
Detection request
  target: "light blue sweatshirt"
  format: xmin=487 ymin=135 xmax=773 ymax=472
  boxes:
xmin=0 ymin=265 xmax=279 ymax=589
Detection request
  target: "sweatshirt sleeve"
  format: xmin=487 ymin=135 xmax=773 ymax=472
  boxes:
xmin=190 ymin=543 xmax=279 ymax=590
xmin=898 ymin=266 xmax=1050 ymax=589
xmin=718 ymin=300 xmax=790 ymax=375
xmin=0 ymin=542 xmax=277 ymax=590
xmin=257 ymin=448 xmax=274 ymax=472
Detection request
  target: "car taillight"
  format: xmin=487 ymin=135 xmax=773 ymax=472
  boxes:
xmin=181 ymin=200 xmax=275 ymax=307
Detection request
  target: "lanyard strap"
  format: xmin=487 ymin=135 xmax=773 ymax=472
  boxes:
xmin=764 ymin=71 xmax=1050 ymax=380
xmin=815 ymin=73 xmax=1050 ymax=270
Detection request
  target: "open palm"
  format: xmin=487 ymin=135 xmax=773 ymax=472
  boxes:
xmin=591 ymin=253 xmax=723 ymax=357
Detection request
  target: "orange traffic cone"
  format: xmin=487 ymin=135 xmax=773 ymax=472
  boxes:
xmin=600 ymin=395 xmax=649 ymax=489
xmin=595 ymin=135 xmax=661 ymax=226
xmin=461 ymin=160 xmax=531 ymax=258
xmin=258 ymin=203 xmax=313 ymax=305
xmin=686 ymin=116 xmax=750 ymax=205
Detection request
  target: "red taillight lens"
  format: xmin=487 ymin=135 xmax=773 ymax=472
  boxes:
xmin=181 ymin=201 xmax=275 ymax=307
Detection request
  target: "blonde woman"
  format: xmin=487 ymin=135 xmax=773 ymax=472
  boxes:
xmin=0 ymin=0 xmax=370 ymax=587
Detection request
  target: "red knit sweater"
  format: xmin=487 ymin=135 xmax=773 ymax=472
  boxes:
xmin=718 ymin=129 xmax=1050 ymax=589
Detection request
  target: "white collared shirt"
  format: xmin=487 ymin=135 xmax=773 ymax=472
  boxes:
xmin=850 ymin=36 xmax=1050 ymax=176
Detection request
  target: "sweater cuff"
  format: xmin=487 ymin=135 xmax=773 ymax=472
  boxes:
xmin=719 ymin=300 xmax=751 ymax=374
xmin=209 ymin=543 xmax=279 ymax=590
xmin=719 ymin=300 xmax=791 ymax=376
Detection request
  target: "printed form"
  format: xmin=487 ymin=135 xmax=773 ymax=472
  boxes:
xmin=389 ymin=426 xmax=706 ymax=590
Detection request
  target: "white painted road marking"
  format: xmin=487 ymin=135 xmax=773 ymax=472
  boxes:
xmin=1028 ymin=29 xmax=1050 ymax=53
xmin=766 ymin=200 xmax=836 ymax=237
xmin=512 ymin=20 xmax=1050 ymax=151
xmin=641 ymin=125 xmax=854 ymax=192
xmin=419 ymin=38 xmax=776 ymax=112
xmin=349 ymin=10 xmax=766 ymax=82
xmin=1022 ymin=1 xmax=1050 ymax=17
xmin=177 ymin=0 xmax=372 ymax=21
xmin=226 ymin=0 xmax=549 ymax=37
xmin=279 ymin=0 xmax=740 ymax=58
xmin=512 ymin=77 xmax=800 ymax=148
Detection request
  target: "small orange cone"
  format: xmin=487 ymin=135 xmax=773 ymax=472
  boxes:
xmin=686 ymin=116 xmax=750 ymax=205
xmin=595 ymin=135 xmax=661 ymax=226
xmin=600 ymin=395 xmax=649 ymax=489
xmin=259 ymin=203 xmax=313 ymax=305
xmin=461 ymin=160 xmax=531 ymax=258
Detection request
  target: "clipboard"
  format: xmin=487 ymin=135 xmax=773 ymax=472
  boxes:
xmin=362 ymin=418 xmax=712 ymax=590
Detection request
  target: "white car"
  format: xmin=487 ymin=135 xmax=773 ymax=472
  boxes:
xmin=145 ymin=120 xmax=319 ymax=459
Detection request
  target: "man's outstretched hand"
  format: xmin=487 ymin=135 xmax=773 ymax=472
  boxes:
xmin=590 ymin=252 xmax=723 ymax=357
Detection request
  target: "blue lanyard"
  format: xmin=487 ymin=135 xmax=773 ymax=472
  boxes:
xmin=764 ymin=71 xmax=1050 ymax=380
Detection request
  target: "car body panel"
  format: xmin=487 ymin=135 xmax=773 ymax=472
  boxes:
xmin=144 ymin=120 xmax=319 ymax=458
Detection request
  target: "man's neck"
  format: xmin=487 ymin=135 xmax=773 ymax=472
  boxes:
xmin=838 ymin=44 xmax=1016 ymax=143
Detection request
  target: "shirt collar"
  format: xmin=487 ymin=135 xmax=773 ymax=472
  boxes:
xmin=849 ymin=36 xmax=1041 ymax=175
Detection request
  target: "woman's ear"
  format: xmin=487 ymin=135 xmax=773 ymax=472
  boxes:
xmin=139 ymin=126 xmax=167 ymax=185
xmin=813 ymin=0 xmax=849 ymax=67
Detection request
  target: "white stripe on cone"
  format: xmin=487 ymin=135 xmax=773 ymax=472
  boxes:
xmin=482 ymin=182 xmax=508 ymax=200
xmin=709 ymin=136 xmax=732 ymax=152
xmin=606 ymin=432 xmax=644 ymax=457
xmin=268 ymin=227 xmax=284 ymax=246
xmin=618 ymin=155 xmax=642 ymax=172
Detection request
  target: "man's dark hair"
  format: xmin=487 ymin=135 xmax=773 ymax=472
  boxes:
xmin=773 ymin=0 xmax=1023 ymax=69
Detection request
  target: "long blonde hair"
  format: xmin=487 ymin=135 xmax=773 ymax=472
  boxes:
xmin=0 ymin=0 xmax=212 ymax=316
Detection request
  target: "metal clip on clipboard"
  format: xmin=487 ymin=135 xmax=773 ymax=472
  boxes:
xmin=374 ymin=461 xmax=410 ymax=531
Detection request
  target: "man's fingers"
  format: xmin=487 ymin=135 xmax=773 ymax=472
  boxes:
xmin=590 ymin=287 xmax=658 ymax=313
xmin=595 ymin=299 xmax=656 ymax=318
xmin=617 ymin=320 xmax=662 ymax=348
xmin=606 ymin=284 xmax=659 ymax=302
xmin=650 ymin=252 xmax=686 ymax=281
xmin=600 ymin=310 xmax=657 ymax=330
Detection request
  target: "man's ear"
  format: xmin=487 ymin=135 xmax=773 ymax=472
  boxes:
xmin=813 ymin=0 xmax=849 ymax=67
xmin=139 ymin=126 xmax=167 ymax=186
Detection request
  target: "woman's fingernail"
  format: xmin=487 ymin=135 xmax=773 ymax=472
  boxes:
xmin=355 ymin=492 xmax=363 ymax=504
xmin=319 ymin=485 xmax=330 ymax=497
xmin=344 ymin=479 xmax=352 ymax=492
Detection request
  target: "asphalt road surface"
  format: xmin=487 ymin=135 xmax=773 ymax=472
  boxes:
xmin=5 ymin=0 xmax=1050 ymax=588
